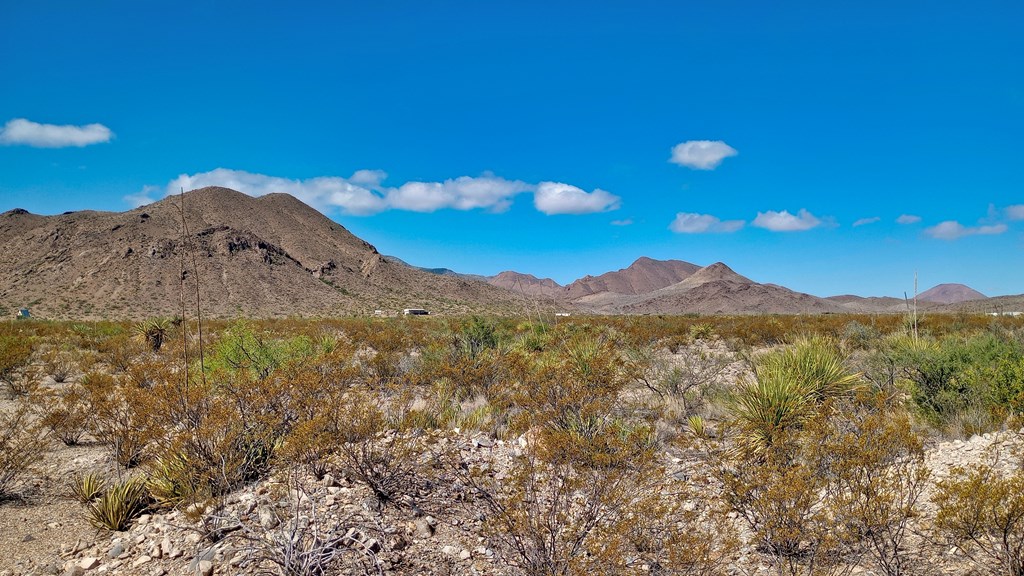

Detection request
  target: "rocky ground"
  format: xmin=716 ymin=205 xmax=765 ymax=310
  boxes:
xmin=1 ymin=426 xmax=1020 ymax=576
xmin=2 ymin=343 xmax=1022 ymax=576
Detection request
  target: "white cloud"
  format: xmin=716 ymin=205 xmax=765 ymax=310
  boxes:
xmin=1005 ymin=205 xmax=1024 ymax=221
xmin=852 ymin=216 xmax=881 ymax=227
xmin=669 ymin=140 xmax=738 ymax=170
xmin=143 ymin=168 xmax=611 ymax=217
xmin=167 ymin=168 xmax=388 ymax=215
xmin=610 ymin=218 xmax=633 ymax=226
xmin=533 ymin=182 xmax=621 ymax=215
xmin=669 ymin=212 xmax=744 ymax=234
xmin=752 ymin=209 xmax=822 ymax=232
xmin=386 ymin=174 xmax=531 ymax=213
xmin=896 ymin=214 xmax=921 ymax=225
xmin=924 ymin=221 xmax=1008 ymax=240
xmin=0 ymin=118 xmax=113 ymax=148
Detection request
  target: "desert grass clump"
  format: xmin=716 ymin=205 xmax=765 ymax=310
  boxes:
xmin=87 ymin=477 xmax=151 ymax=531
xmin=70 ymin=471 xmax=107 ymax=503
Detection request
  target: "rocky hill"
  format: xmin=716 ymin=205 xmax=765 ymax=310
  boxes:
xmin=0 ymin=187 xmax=539 ymax=319
xmin=487 ymin=271 xmax=565 ymax=299
xmin=563 ymin=257 xmax=701 ymax=299
xmin=617 ymin=262 xmax=845 ymax=315
xmin=918 ymin=283 xmax=987 ymax=304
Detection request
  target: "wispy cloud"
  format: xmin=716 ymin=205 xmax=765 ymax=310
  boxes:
xmin=533 ymin=182 xmax=621 ymax=215
xmin=1005 ymin=205 xmax=1024 ymax=221
xmin=669 ymin=212 xmax=744 ymax=234
xmin=896 ymin=214 xmax=921 ymax=225
xmin=610 ymin=218 xmax=633 ymax=226
xmin=0 ymin=118 xmax=113 ymax=148
xmin=924 ymin=221 xmax=1008 ymax=240
xmin=752 ymin=209 xmax=822 ymax=232
xmin=669 ymin=140 xmax=738 ymax=170
xmin=140 ymin=168 xmax=618 ymax=216
xmin=852 ymin=216 xmax=881 ymax=227
xmin=123 ymin=186 xmax=161 ymax=208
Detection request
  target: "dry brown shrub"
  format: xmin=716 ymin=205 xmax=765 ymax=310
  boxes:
xmin=81 ymin=370 xmax=154 ymax=467
xmin=711 ymin=394 xmax=929 ymax=576
xmin=933 ymin=450 xmax=1024 ymax=576
xmin=37 ymin=383 xmax=90 ymax=445
xmin=330 ymin=389 xmax=426 ymax=508
xmin=41 ymin=348 xmax=75 ymax=383
xmin=0 ymin=404 xmax=48 ymax=500
xmin=0 ymin=332 xmax=34 ymax=392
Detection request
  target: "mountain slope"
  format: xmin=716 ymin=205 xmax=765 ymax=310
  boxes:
xmin=564 ymin=257 xmax=701 ymax=299
xmin=0 ymin=187 xmax=540 ymax=318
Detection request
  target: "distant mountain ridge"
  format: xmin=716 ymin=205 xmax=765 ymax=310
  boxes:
xmin=0 ymin=188 xmax=1006 ymax=318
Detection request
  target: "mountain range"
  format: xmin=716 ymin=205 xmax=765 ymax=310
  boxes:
xmin=0 ymin=188 xmax=1009 ymax=319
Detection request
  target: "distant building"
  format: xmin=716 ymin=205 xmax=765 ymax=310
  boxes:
xmin=403 ymin=308 xmax=429 ymax=316
xmin=16 ymin=308 xmax=31 ymax=319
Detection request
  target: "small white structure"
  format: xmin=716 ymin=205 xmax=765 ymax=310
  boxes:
xmin=554 ymin=312 xmax=571 ymax=317
xmin=403 ymin=308 xmax=429 ymax=316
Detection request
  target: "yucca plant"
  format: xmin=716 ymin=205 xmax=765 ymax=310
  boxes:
xmin=86 ymin=477 xmax=150 ymax=531
xmin=134 ymin=318 xmax=170 ymax=352
xmin=730 ymin=337 xmax=861 ymax=454
xmin=145 ymin=452 xmax=196 ymax=509
xmin=70 ymin=471 xmax=106 ymax=503
xmin=687 ymin=415 xmax=707 ymax=438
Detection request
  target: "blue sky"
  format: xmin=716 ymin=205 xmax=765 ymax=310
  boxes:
xmin=1 ymin=1 xmax=1022 ymax=297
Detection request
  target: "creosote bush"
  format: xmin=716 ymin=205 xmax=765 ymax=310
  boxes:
xmin=933 ymin=452 xmax=1024 ymax=576
xmin=0 ymin=405 xmax=47 ymax=500
xmin=0 ymin=332 xmax=34 ymax=394
xmin=460 ymin=330 xmax=738 ymax=576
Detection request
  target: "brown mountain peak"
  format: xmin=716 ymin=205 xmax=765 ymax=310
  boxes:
xmin=918 ymin=283 xmax=987 ymax=304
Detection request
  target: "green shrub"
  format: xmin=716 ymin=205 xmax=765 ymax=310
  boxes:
xmin=887 ymin=332 xmax=1024 ymax=433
